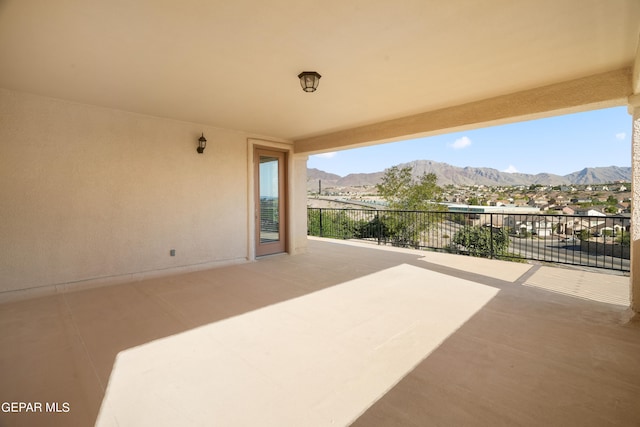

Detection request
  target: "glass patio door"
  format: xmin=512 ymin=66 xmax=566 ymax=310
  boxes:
xmin=255 ymin=148 xmax=286 ymax=256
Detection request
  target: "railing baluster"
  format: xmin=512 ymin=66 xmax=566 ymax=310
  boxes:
xmin=490 ymin=213 xmax=494 ymax=259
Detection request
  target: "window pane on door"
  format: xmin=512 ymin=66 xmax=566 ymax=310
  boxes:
xmin=259 ymin=156 xmax=280 ymax=243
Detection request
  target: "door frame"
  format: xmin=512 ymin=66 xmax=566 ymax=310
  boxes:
xmin=254 ymin=148 xmax=287 ymax=257
xmin=247 ymin=139 xmax=292 ymax=260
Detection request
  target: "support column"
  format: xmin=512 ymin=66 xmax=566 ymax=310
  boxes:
xmin=629 ymin=95 xmax=640 ymax=314
xmin=289 ymin=153 xmax=309 ymax=255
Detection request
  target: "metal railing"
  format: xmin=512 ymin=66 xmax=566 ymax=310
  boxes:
xmin=307 ymin=208 xmax=631 ymax=272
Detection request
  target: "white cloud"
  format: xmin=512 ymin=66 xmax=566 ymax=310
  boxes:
xmin=448 ymin=136 xmax=472 ymax=150
xmin=314 ymin=152 xmax=337 ymax=159
xmin=615 ymin=132 xmax=626 ymax=140
xmin=503 ymin=165 xmax=519 ymax=173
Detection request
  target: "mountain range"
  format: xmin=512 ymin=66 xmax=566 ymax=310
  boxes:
xmin=308 ymin=160 xmax=631 ymax=188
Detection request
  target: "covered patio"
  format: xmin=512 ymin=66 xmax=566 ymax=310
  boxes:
xmin=1 ymin=239 xmax=637 ymax=426
xmin=2 ymin=1 xmax=640 ymax=425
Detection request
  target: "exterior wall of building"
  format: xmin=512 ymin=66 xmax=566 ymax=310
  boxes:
xmin=631 ymin=101 xmax=640 ymax=312
xmin=0 ymin=88 xmax=303 ymax=300
xmin=290 ymin=153 xmax=310 ymax=255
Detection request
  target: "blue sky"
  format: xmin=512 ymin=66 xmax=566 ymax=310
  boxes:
xmin=308 ymin=106 xmax=631 ymax=177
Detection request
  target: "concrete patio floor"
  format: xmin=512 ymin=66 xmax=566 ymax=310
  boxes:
xmin=1 ymin=238 xmax=638 ymax=426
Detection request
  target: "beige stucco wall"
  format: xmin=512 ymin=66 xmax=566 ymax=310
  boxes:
xmin=290 ymin=153 xmax=309 ymax=255
xmin=631 ymin=102 xmax=640 ymax=312
xmin=0 ymin=88 xmax=299 ymax=299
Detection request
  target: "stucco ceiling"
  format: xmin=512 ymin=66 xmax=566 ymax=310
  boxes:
xmin=0 ymin=0 xmax=639 ymax=142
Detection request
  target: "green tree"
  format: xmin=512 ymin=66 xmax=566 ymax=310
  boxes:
xmin=453 ymin=225 xmax=510 ymax=258
xmin=376 ymin=166 xmax=444 ymax=211
xmin=369 ymin=166 xmax=446 ymax=248
xmin=307 ymin=209 xmax=358 ymax=239
xmin=356 ymin=213 xmax=391 ymax=242
xmin=606 ymin=195 xmax=619 ymax=205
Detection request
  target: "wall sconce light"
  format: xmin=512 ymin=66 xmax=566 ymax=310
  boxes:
xmin=197 ymin=133 xmax=207 ymax=154
xmin=298 ymin=71 xmax=321 ymax=92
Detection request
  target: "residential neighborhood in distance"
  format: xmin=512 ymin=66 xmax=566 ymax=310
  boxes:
xmin=307 ymin=161 xmax=631 ymax=216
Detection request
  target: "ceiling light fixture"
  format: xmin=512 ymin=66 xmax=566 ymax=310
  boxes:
xmin=298 ymin=71 xmax=321 ymax=92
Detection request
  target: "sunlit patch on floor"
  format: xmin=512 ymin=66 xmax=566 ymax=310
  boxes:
xmin=524 ymin=266 xmax=629 ymax=306
xmin=96 ymin=264 xmax=498 ymax=426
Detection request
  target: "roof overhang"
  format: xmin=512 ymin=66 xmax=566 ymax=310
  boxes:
xmin=0 ymin=0 xmax=638 ymax=149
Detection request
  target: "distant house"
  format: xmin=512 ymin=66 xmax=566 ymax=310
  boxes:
xmin=618 ymin=202 xmax=630 ymax=213
xmin=571 ymin=198 xmax=592 ymax=204
xmin=565 ymin=217 xmax=606 ymax=236
xmin=504 ymin=216 xmax=556 ymax=237
xmin=504 ymin=216 xmax=531 ymax=234
xmin=532 ymin=219 xmax=556 ymax=237
xmin=562 ymin=206 xmax=576 ymax=215
xmin=576 ymin=208 xmax=606 ymax=217
xmin=527 ymin=198 xmax=549 ymax=209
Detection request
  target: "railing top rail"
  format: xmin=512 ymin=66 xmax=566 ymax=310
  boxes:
xmin=308 ymin=206 xmax=630 ymax=220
